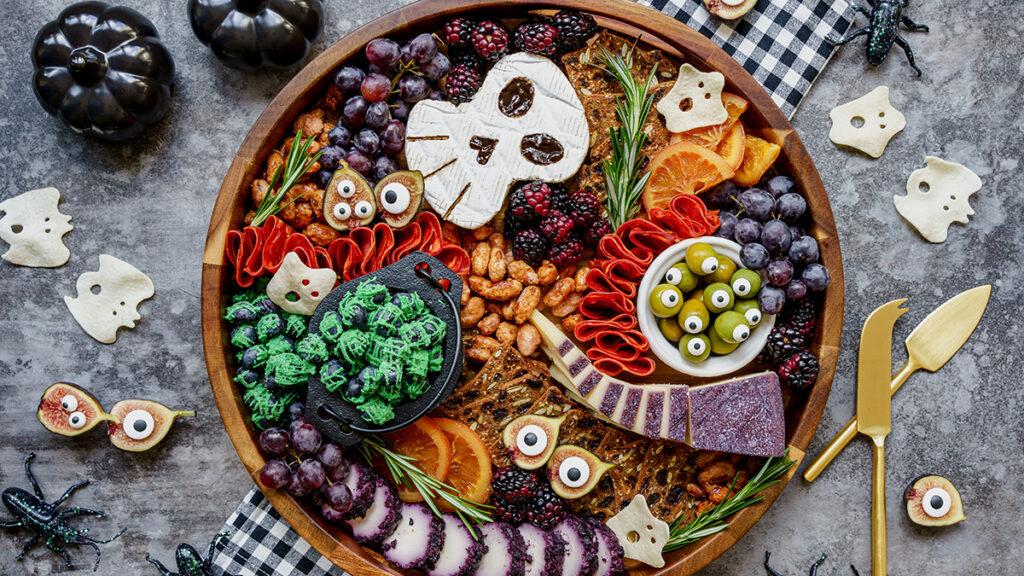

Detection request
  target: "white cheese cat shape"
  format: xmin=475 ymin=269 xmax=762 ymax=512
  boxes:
xmin=405 ymin=52 xmax=589 ymax=229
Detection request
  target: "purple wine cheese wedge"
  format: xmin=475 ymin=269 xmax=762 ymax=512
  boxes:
xmin=687 ymin=371 xmax=786 ymax=457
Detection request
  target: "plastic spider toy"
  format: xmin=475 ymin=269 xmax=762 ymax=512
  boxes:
xmin=147 ymin=533 xmax=234 ymax=576
xmin=765 ymin=551 xmax=862 ymax=575
xmin=828 ymin=0 xmax=929 ymax=76
xmin=1 ymin=452 xmax=125 ymax=571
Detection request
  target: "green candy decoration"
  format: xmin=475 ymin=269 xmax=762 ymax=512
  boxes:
xmin=230 ymin=325 xmax=259 ymax=350
xmin=256 ymin=313 xmax=285 ymax=341
xmin=357 ymin=398 xmax=395 ymax=426
xmin=234 ymin=368 xmax=261 ymax=389
xmin=283 ymin=313 xmax=308 ymax=339
xmin=355 ymin=279 xmax=389 ymax=309
xmin=319 ymin=311 xmax=345 ymax=343
xmin=265 ymin=335 xmax=294 ymax=356
xmin=334 ymin=330 xmax=370 ymax=365
xmin=338 ymin=296 xmax=369 ymax=329
xmin=320 ymin=359 xmax=348 ymax=393
xmin=266 ymin=353 xmax=316 ymax=387
xmin=393 ymin=292 xmax=427 ymax=321
xmin=296 ymin=334 xmax=329 ymax=364
xmin=369 ymin=303 xmax=404 ymax=337
xmin=428 ymin=344 xmax=443 ymax=372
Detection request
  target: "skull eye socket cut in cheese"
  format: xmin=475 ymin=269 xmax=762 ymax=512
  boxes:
xmin=64 ymin=255 xmax=155 ymax=344
xmin=404 ymin=52 xmax=589 ymax=229
xmin=894 ymin=156 xmax=982 ymax=243
xmin=0 ymin=187 xmax=73 ymax=268
xmin=656 ymin=63 xmax=728 ymax=134
xmin=828 ymin=85 xmax=906 ymax=158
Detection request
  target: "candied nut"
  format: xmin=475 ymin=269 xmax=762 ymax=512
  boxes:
xmin=303 ymin=223 xmax=339 ymax=247
xmin=466 ymin=335 xmax=500 ymax=363
xmin=695 ymin=451 xmax=723 ymax=469
xmin=496 ymin=322 xmax=519 ymax=346
xmin=696 ymin=500 xmax=716 ymax=515
xmin=471 ymin=242 xmax=490 ymax=276
xmin=289 ymin=203 xmax=315 ymax=230
xmin=560 ymin=313 xmax=583 ymax=332
xmin=461 ymin=296 xmax=486 ymax=327
xmin=294 ymin=110 xmax=325 ymax=136
xmin=471 ymin=225 xmax=494 ymax=241
xmin=543 ymin=277 xmax=576 ymax=308
xmin=508 ymin=260 xmax=539 ymax=285
xmin=251 ymin=179 xmax=270 ymax=206
xmin=537 ymin=261 xmax=558 ymax=285
xmin=243 ymin=211 xmax=255 ymax=226
xmin=550 ymin=292 xmax=582 ymax=318
xmin=317 ymin=122 xmax=334 ymax=145
xmin=500 ymin=301 xmax=516 ymax=321
xmin=478 ymin=313 xmax=501 ymax=335
xmin=264 ymin=150 xmax=284 ymax=181
xmin=734 ymin=470 xmax=750 ymax=490
xmin=512 ymin=285 xmax=542 ymax=324
xmin=469 ymin=277 xmax=523 ymax=302
xmin=488 ymin=246 xmax=507 ymax=281
xmin=686 ymin=482 xmax=705 ymax=498
xmin=488 ymin=233 xmax=506 ymax=251
xmin=461 ymin=283 xmax=471 ymax=306
xmin=485 ymin=302 xmax=503 ymax=316
xmin=574 ymin=266 xmax=591 ymax=292
xmin=707 ymin=485 xmax=732 ymax=504
xmin=699 ymin=461 xmax=737 ymax=487
xmin=516 ymin=323 xmax=541 ymax=356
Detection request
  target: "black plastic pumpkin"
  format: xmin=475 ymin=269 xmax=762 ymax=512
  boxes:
xmin=31 ymin=1 xmax=175 ymax=142
xmin=188 ymin=0 xmax=325 ymax=70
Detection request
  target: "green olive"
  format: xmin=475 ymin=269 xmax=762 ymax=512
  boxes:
xmin=686 ymin=288 xmax=704 ymax=304
xmin=703 ymin=282 xmax=735 ymax=313
xmin=708 ymin=255 xmax=737 ymax=284
xmin=659 ymin=317 xmax=684 ymax=342
xmin=708 ymin=329 xmax=739 ymax=355
xmin=649 ymin=284 xmax=684 ymax=318
xmin=685 ymin=242 xmax=719 ymax=276
xmin=680 ymin=333 xmax=711 ymax=362
xmin=730 ymin=269 xmax=762 ymax=298
xmin=677 ymin=300 xmax=710 ymax=334
xmin=733 ymin=299 xmax=763 ymax=327
xmin=664 ymin=263 xmax=698 ymax=292
xmin=714 ymin=310 xmax=751 ymax=344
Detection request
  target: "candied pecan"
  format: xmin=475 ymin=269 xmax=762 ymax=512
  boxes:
xmin=466 ymin=336 xmax=501 ymax=362
xmin=686 ymin=483 xmax=705 ymax=498
xmin=542 ymin=277 xmax=576 ymax=308
xmin=461 ymin=283 xmax=471 ymax=306
xmin=560 ymin=313 xmax=582 ymax=331
xmin=471 ymin=242 xmax=490 ymax=276
xmin=695 ymin=451 xmax=724 ymax=469
xmin=574 ymin=265 xmax=591 ymax=292
xmin=537 ymin=261 xmax=558 ymax=285
xmin=320 ymin=85 xmax=344 ymax=113
xmin=707 ymin=485 xmax=732 ymax=504
xmin=478 ymin=313 xmax=501 ymax=335
xmin=550 ymin=292 xmax=581 ymax=318
xmin=461 ymin=296 xmax=486 ymax=327
xmin=468 ymin=277 xmax=523 ymax=301
xmin=289 ymin=203 xmax=315 ymax=230
xmin=512 ymin=285 xmax=542 ymax=324
xmin=294 ymin=109 xmax=325 ymax=136
xmin=303 ymin=223 xmax=339 ymax=247
xmin=516 ymin=324 xmax=541 ymax=356
xmin=508 ymin=260 xmax=539 ymax=285
xmin=496 ymin=322 xmax=518 ymax=346
xmin=251 ymin=179 xmax=270 ymax=206
xmin=488 ymin=232 xmax=506 ymax=251
xmin=264 ymin=150 xmax=284 ymax=181
xmin=471 ymin=225 xmax=494 ymax=241
xmin=488 ymin=245 xmax=507 ymax=281
xmin=698 ymin=461 xmax=737 ymax=487
xmin=243 ymin=211 xmax=255 ymax=226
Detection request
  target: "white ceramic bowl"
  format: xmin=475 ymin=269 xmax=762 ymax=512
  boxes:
xmin=636 ymin=236 xmax=775 ymax=378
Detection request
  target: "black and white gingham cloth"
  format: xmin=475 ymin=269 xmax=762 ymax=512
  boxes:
xmin=644 ymin=0 xmax=855 ymax=117
xmin=211 ymin=2 xmax=856 ymax=574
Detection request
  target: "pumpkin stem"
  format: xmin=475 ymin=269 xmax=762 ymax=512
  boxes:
xmin=68 ymin=46 xmax=107 ymax=85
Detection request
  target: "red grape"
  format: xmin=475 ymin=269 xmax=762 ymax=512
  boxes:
xmin=364 ymin=101 xmax=391 ymax=130
xmin=333 ymin=66 xmax=365 ymax=94
xmin=287 ymin=401 xmax=305 ymax=422
xmin=420 ymin=53 xmax=450 ymax=82
xmin=316 ymin=443 xmax=344 ymax=468
xmin=258 ymin=428 xmax=290 ymax=455
xmin=766 ymin=258 xmax=794 ymax=286
xmin=324 ymin=483 xmax=353 ymax=512
xmin=360 ymin=73 xmax=391 ymax=103
xmin=354 ymin=129 xmax=380 ymax=155
xmin=320 ymin=502 xmax=347 ymax=522
xmin=286 ymin=474 xmax=311 ymax=497
xmin=380 ymin=120 xmax=405 ymax=155
xmin=373 ymin=156 xmax=397 ymax=180
xmin=341 ymin=95 xmax=368 ymax=128
xmin=291 ymin=422 xmax=322 ymax=454
xmin=346 ymin=150 xmax=373 ymax=175
xmin=406 ymin=33 xmax=438 ymax=63
xmin=258 ymin=460 xmax=292 ymax=489
xmin=397 ymin=75 xmax=429 ymax=103
xmin=365 ymin=38 xmax=401 ymax=70
xmin=326 ymin=461 xmax=351 ymax=483
xmin=297 ymin=460 xmax=325 ymax=490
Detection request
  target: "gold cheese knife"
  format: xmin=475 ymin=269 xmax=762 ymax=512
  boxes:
xmin=856 ymin=299 xmax=908 ymax=576
xmin=804 ymin=285 xmax=991 ymax=482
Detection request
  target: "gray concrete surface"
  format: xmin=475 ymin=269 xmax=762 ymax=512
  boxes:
xmin=1 ymin=0 xmax=1021 ymax=574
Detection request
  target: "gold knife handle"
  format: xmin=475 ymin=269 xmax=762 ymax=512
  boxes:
xmin=872 ymin=437 xmax=887 ymax=576
xmin=803 ymin=361 xmax=917 ymax=483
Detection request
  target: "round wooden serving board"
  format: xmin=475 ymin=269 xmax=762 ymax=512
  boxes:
xmin=201 ymin=1 xmax=845 ymax=574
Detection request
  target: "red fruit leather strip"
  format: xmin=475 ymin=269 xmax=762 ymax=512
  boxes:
xmin=602 ymin=259 xmax=646 ymax=288
xmin=282 ymin=233 xmax=318 ymax=268
xmin=416 ymin=212 xmax=443 ymax=254
xmin=313 ymin=247 xmax=332 ymax=270
xmin=594 ymin=330 xmax=650 ymax=355
xmin=577 ymin=291 xmax=635 ymax=320
xmin=440 ymin=221 xmax=463 ymax=247
xmin=261 ymin=217 xmax=293 ymax=273
xmin=367 ymin=224 xmax=395 ymax=274
xmin=434 ymin=245 xmax=471 ymax=276
xmin=390 ymin=220 xmax=423 ymax=265
xmin=669 ymin=194 xmax=720 ymax=233
xmin=650 ymin=208 xmax=703 ymax=240
xmin=583 ymin=267 xmax=622 ymax=295
xmin=225 ymin=228 xmax=257 ymax=288
xmin=327 ymin=238 xmax=362 ymax=282
xmin=596 ymin=234 xmax=647 ymax=266
xmin=347 ymin=227 xmax=376 ymax=276
xmin=593 ymin=355 xmax=657 ymax=377
xmin=573 ymin=313 xmax=637 ymax=342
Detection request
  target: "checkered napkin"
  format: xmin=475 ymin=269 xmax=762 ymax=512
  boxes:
xmin=644 ymin=0 xmax=855 ymax=117
xmin=211 ymin=3 xmax=857 ymax=575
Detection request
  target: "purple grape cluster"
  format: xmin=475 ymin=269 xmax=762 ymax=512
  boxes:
xmin=257 ymin=402 xmax=354 ymax=519
xmin=318 ymin=34 xmax=450 ymax=188
xmin=708 ymin=175 xmax=830 ymax=315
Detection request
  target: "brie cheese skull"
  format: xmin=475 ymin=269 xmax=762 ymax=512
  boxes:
xmin=266 ymin=252 xmax=337 ymax=315
xmin=405 ymin=52 xmax=589 ymax=229
xmin=64 ymin=255 xmax=155 ymax=344
xmin=894 ymin=156 xmax=982 ymax=243
xmin=0 ymin=187 xmax=73 ymax=267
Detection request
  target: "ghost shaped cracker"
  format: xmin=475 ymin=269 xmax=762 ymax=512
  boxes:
xmin=0 ymin=187 xmax=73 ymax=267
xmin=64 ymin=255 xmax=155 ymax=344
xmin=405 ymin=52 xmax=589 ymax=229
xmin=606 ymin=494 xmax=671 ymax=568
xmin=828 ymin=86 xmax=906 ymax=158
xmin=266 ymin=252 xmax=337 ymax=315
xmin=894 ymin=156 xmax=982 ymax=243
xmin=656 ymin=63 xmax=727 ymax=133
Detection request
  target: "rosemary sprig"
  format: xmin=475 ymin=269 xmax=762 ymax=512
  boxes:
xmin=358 ymin=436 xmax=493 ymax=538
xmin=596 ymin=46 xmax=658 ymax=229
xmin=251 ymin=129 xmax=322 ymax=226
xmin=663 ymin=449 xmax=797 ymax=552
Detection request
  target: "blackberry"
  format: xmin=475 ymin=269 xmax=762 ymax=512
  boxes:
xmin=760 ymin=325 xmax=808 ymax=364
xmin=523 ymin=484 xmax=566 ymax=529
xmin=512 ymin=229 xmax=549 ymax=266
xmin=782 ymin=297 xmax=818 ymax=336
xmin=551 ymin=10 xmax=598 ymax=52
xmin=490 ymin=467 xmax=540 ymax=523
xmin=448 ymin=47 xmax=483 ymax=71
xmin=471 ymin=20 xmax=510 ymax=62
xmin=567 ymin=189 xmax=601 ymax=228
xmin=582 ymin=217 xmax=612 ymax=247
xmin=444 ymin=64 xmax=482 ymax=104
xmin=513 ymin=21 xmax=560 ymax=56
xmin=547 ymin=182 xmax=569 ymax=211
xmin=513 ymin=180 xmax=556 ymax=219
xmin=540 ymin=210 xmax=576 ymax=244
xmin=548 ymin=239 xmax=584 ymax=268
xmin=777 ymin=350 xmax=820 ymax=389
xmin=442 ymin=17 xmax=475 ymax=48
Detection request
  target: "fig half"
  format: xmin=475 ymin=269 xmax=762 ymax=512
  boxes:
xmin=502 ymin=414 xmax=566 ymax=470
xmin=37 ymin=382 xmax=113 ymax=437
xmin=376 ymin=170 xmax=425 ymax=228
xmin=324 ymin=162 xmax=376 ymax=231
xmin=905 ymin=474 xmax=965 ymax=527
xmin=704 ymin=0 xmax=757 ymax=20
xmin=107 ymin=399 xmax=194 ymax=452
xmin=547 ymin=444 xmax=613 ymax=499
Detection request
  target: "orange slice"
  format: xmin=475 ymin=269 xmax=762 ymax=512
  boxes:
xmin=669 ymin=93 xmax=749 ymax=148
xmin=716 ymin=122 xmax=746 ymax=171
xmin=432 ymin=417 xmax=493 ymax=505
xmin=732 ymin=135 xmax=782 ymax=187
xmin=643 ymin=141 xmax=736 ymax=213
xmin=378 ymin=417 xmax=453 ymax=502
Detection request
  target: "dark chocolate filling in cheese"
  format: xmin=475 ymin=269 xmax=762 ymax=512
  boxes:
xmin=469 ymin=136 xmax=498 ymax=164
xmin=520 ymin=133 xmax=564 ymax=165
xmin=499 ymin=77 xmax=535 ymax=117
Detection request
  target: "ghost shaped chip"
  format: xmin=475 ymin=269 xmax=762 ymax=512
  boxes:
xmin=405 ymin=52 xmax=589 ymax=229
xmin=828 ymin=86 xmax=906 ymax=158
xmin=64 ymin=255 xmax=155 ymax=344
xmin=894 ymin=156 xmax=982 ymax=243
xmin=656 ymin=63 xmax=728 ymax=134
xmin=605 ymin=494 xmax=671 ymax=568
xmin=266 ymin=252 xmax=337 ymax=315
xmin=0 ymin=187 xmax=73 ymax=267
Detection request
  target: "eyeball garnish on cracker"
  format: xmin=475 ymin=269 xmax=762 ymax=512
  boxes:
xmin=606 ymin=494 xmax=670 ymax=568
xmin=266 ymin=252 xmax=337 ymax=315
xmin=828 ymin=86 xmax=906 ymax=158
xmin=0 ymin=187 xmax=73 ymax=268
xmin=64 ymin=255 xmax=155 ymax=344
xmin=656 ymin=63 xmax=727 ymax=133
xmin=894 ymin=156 xmax=982 ymax=243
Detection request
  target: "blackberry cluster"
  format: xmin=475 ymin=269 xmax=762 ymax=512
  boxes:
xmin=777 ymin=350 xmax=820 ymax=390
xmin=550 ymin=10 xmax=598 ymax=51
xmin=444 ymin=64 xmax=482 ymax=104
xmin=490 ymin=467 xmax=566 ymax=530
xmin=506 ymin=181 xmax=611 ymax=268
xmin=759 ymin=298 xmax=822 ymax=390
xmin=513 ymin=22 xmax=560 ymax=56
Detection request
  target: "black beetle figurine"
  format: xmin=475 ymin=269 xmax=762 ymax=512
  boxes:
xmin=31 ymin=1 xmax=175 ymax=142
xmin=828 ymin=0 xmax=929 ymax=76
xmin=147 ymin=533 xmax=236 ymax=576
xmin=1 ymin=452 xmax=125 ymax=571
xmin=188 ymin=0 xmax=325 ymax=70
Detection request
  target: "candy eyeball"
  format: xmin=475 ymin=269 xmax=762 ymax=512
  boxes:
xmin=685 ymin=242 xmax=720 ymax=276
xmin=715 ymin=310 xmax=751 ymax=344
xmin=558 ymin=456 xmax=591 ymax=488
xmin=665 ymin=263 xmax=697 ymax=292
xmin=67 ymin=411 xmax=87 ymax=429
xmin=664 ymin=267 xmax=682 ymax=285
xmin=922 ymin=487 xmax=952 ymax=518
xmin=60 ymin=394 xmax=78 ymax=412
xmin=744 ymin=308 xmax=762 ymax=326
xmin=703 ymin=282 xmax=735 ymax=313
xmin=333 ymin=202 xmax=352 ymax=221
xmin=731 ymin=269 xmax=762 ymax=298
xmin=516 ymin=424 xmax=548 ymax=457
xmin=354 ymin=200 xmax=374 ymax=219
xmin=649 ymin=284 xmax=684 ymax=318
xmin=336 ymin=179 xmax=357 ymax=198
xmin=123 ymin=409 xmax=155 ymax=440
xmin=379 ymin=182 xmax=411 ymax=215
xmin=733 ymin=278 xmax=752 ymax=296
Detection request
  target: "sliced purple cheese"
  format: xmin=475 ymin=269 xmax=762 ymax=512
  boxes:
xmin=687 ymin=371 xmax=785 ymax=457
xmin=381 ymin=503 xmax=445 ymax=571
xmin=519 ymin=523 xmax=566 ymax=576
xmin=587 ymin=520 xmax=625 ymax=576
xmin=342 ymin=460 xmax=378 ymax=520
xmin=472 ymin=522 xmax=527 ymax=576
xmin=551 ymin=517 xmax=597 ymax=576
xmin=428 ymin=514 xmax=484 ymax=576
xmin=345 ymin=476 xmax=401 ymax=545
